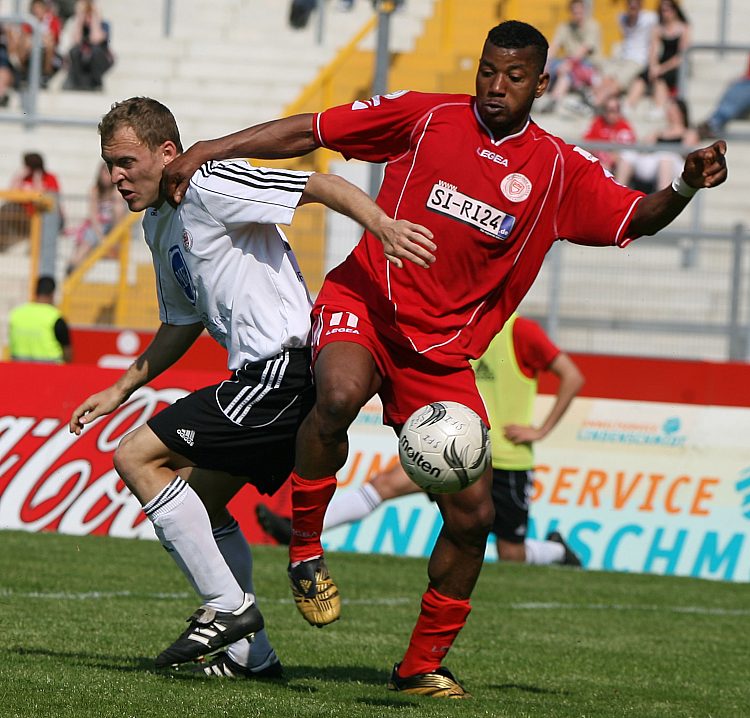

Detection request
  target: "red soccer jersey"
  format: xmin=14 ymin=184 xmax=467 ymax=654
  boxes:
xmin=314 ymin=90 xmax=644 ymax=367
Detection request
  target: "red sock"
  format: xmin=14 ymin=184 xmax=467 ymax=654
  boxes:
xmin=397 ymin=586 xmax=471 ymax=677
xmin=288 ymin=471 xmax=337 ymax=563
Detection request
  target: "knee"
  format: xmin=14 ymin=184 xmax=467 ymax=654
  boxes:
xmin=112 ymin=432 xmax=137 ymax=483
xmin=112 ymin=428 xmax=146 ymax=484
xmin=314 ymin=385 xmax=364 ymax=436
xmin=444 ymin=498 xmax=494 ymax=549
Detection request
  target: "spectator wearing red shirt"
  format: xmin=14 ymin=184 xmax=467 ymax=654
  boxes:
xmin=10 ymin=151 xmax=63 ymax=233
xmin=12 ymin=151 xmax=60 ymax=195
xmin=10 ymin=0 xmax=63 ymax=85
xmin=583 ymin=96 xmax=636 ymax=172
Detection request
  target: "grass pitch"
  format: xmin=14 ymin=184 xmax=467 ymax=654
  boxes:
xmin=0 ymin=529 xmax=748 ymax=718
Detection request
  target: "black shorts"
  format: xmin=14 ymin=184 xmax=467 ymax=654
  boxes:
xmin=490 ymin=468 xmax=531 ymax=543
xmin=148 ymin=348 xmax=314 ymax=496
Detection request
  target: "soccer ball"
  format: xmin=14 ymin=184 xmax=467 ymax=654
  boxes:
xmin=398 ymin=401 xmax=491 ymax=494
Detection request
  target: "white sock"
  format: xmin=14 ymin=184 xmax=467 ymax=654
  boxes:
xmin=144 ymin=477 xmax=247 ymax=611
xmin=323 ymin=481 xmax=383 ymax=531
xmin=524 ymin=538 xmax=565 ymax=565
xmin=212 ymin=518 xmax=277 ymax=671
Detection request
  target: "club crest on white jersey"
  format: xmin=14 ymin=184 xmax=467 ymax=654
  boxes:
xmin=168 ymin=244 xmax=197 ymax=305
xmin=500 ymin=173 xmax=532 ymax=203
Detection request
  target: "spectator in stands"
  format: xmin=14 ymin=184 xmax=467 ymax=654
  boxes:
xmin=10 ymin=0 xmax=63 ymax=87
xmin=6 ymin=151 xmax=63 ymax=231
xmin=0 ymin=22 xmax=15 ymax=107
xmin=8 ymin=275 xmax=72 ymax=363
xmin=63 ymin=0 xmax=113 ymax=91
xmin=11 ymin=151 xmax=62 ymax=217
xmin=0 ymin=152 xmax=62 ymax=249
xmin=582 ymin=95 xmax=636 ymax=173
xmin=288 ymin=0 xmax=316 ymax=28
xmin=65 ymin=161 xmax=126 ymax=275
xmin=591 ymin=0 xmax=657 ymax=108
xmin=615 ymin=96 xmax=692 ymax=193
xmin=541 ymin=0 xmax=601 ymax=114
xmin=625 ymin=0 xmax=690 ymax=117
xmin=691 ymin=54 xmax=750 ymax=140
xmin=51 ymin=0 xmax=77 ymax=25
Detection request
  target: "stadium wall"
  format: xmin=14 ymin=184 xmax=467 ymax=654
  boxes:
xmin=1 ymin=331 xmax=749 ymax=583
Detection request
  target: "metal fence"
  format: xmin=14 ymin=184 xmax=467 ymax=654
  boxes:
xmin=518 ymin=225 xmax=750 ymax=363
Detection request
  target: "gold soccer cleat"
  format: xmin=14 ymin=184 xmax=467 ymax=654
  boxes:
xmin=287 ymin=556 xmax=341 ymax=627
xmin=387 ymin=663 xmax=471 ymax=698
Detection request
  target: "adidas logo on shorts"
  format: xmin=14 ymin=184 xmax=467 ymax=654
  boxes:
xmin=177 ymin=428 xmax=195 ymax=447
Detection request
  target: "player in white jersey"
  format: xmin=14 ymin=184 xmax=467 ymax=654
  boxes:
xmin=68 ymin=97 xmax=435 ymax=678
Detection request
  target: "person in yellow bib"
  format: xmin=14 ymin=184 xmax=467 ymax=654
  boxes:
xmin=8 ymin=275 xmax=72 ymax=363
xmin=257 ymin=313 xmax=585 ymax=566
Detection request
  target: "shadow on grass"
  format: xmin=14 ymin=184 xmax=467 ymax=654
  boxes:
xmin=355 ymin=697 xmax=420 ymax=709
xmin=491 ymin=682 xmax=569 ymax=696
xmin=9 ymin=645 xmax=155 ymax=673
xmin=282 ymin=663 xmax=389 ymax=687
xmin=7 ymin=647 xmax=393 ymax=689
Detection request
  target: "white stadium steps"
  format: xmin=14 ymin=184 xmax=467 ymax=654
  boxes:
xmin=0 ymin=0 xmax=436 ymax=203
xmin=0 ymin=0 xmax=748 ymax=362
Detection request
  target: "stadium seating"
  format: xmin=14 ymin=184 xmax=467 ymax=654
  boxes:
xmin=0 ymin=0 xmax=748 ymax=360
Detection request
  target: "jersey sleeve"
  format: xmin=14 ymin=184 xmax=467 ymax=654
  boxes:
xmin=513 ymin=317 xmax=560 ymax=376
xmin=188 ymin=160 xmax=311 ymax=227
xmin=314 ymin=90 xmax=470 ymax=163
xmin=54 ymin=317 xmax=71 ymax=348
xmin=556 ymin=145 xmax=645 ymax=248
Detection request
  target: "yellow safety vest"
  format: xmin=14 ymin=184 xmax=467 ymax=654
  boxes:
xmin=8 ymin=301 xmax=65 ymax=363
xmin=471 ymin=314 xmax=536 ymax=470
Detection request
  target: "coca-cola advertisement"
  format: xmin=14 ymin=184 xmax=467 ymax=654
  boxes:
xmin=0 ymin=363 xmax=288 ymax=543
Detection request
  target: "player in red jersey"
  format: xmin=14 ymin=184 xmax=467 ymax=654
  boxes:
xmin=164 ymin=20 xmax=727 ymax=697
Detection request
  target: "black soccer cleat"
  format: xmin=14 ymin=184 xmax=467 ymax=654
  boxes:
xmin=154 ymin=593 xmax=264 ymax=668
xmin=387 ymin=662 xmax=470 ymax=698
xmin=288 ymin=556 xmax=341 ymax=627
xmin=546 ymin=530 xmax=583 ymax=567
xmin=188 ymin=651 xmax=284 ymax=680
xmin=255 ymin=503 xmax=292 ymax=545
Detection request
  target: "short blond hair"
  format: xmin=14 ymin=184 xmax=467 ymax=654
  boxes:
xmin=99 ymin=97 xmax=183 ymax=153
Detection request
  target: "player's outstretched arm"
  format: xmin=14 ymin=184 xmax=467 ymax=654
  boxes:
xmin=68 ymin=321 xmax=205 ymax=435
xmin=164 ymin=114 xmax=318 ymax=205
xmin=301 ymin=172 xmax=436 ymax=269
xmin=69 ymin=384 xmax=134 ymax=435
xmin=504 ymin=352 xmax=584 ymax=445
xmin=628 ymin=140 xmax=728 ymax=237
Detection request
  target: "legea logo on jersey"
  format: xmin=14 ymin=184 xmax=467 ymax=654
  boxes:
xmin=351 ymin=90 xmax=409 ymax=110
xmin=182 ymin=229 xmax=193 ymax=253
xmin=500 ymin=173 xmax=532 ymax=203
xmin=326 ymin=311 xmax=360 ymax=335
xmin=168 ymin=245 xmax=197 ymax=305
xmin=476 ymin=148 xmax=509 ymax=167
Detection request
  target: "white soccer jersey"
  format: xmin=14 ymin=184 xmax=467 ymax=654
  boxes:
xmin=142 ymin=160 xmax=313 ymax=370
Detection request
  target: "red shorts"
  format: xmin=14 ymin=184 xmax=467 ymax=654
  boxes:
xmin=312 ymin=300 xmax=489 ymax=428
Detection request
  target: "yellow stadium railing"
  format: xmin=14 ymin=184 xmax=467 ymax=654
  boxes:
xmin=60 ymin=212 xmax=143 ymax=326
xmin=0 ymin=189 xmax=54 ymax=299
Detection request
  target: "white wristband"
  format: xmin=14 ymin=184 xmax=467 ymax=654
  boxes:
xmin=671 ymin=175 xmax=699 ymax=198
